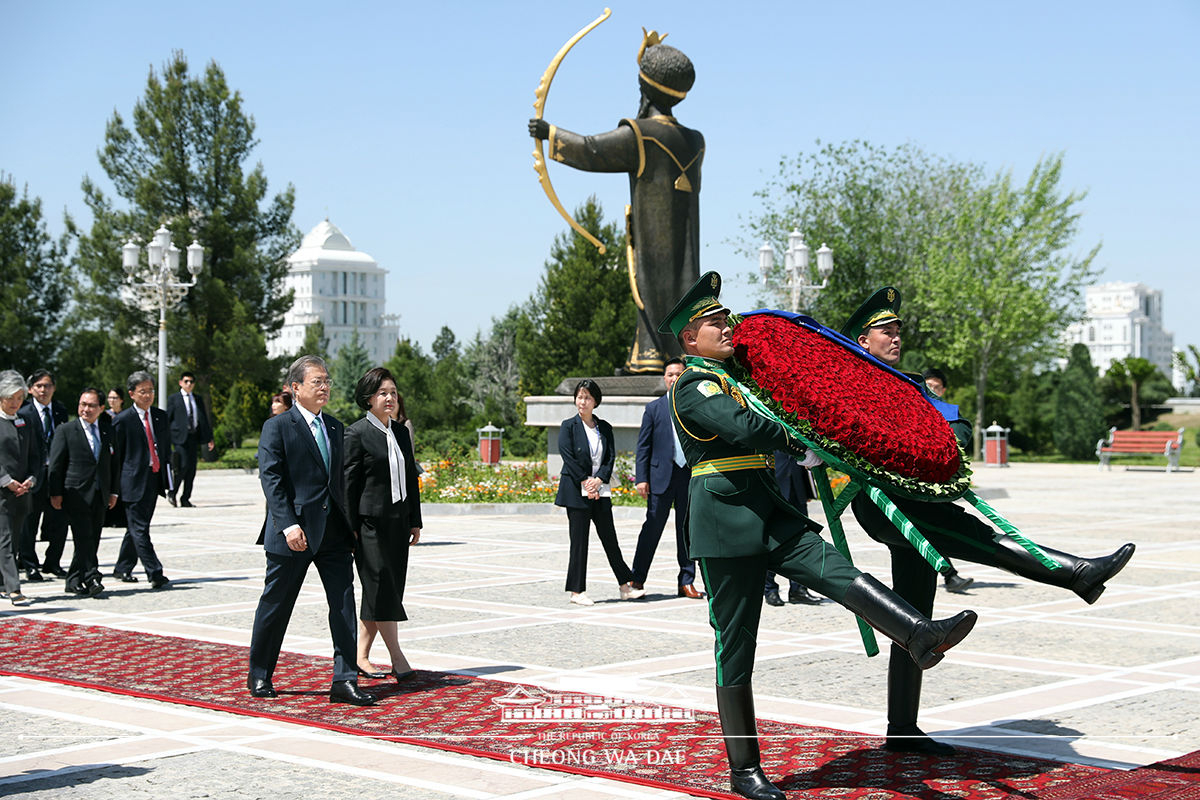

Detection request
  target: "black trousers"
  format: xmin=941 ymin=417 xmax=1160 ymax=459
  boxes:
xmin=564 ymin=499 xmax=634 ymax=593
xmin=64 ymin=494 xmax=105 ymax=590
xmin=631 ymin=465 xmax=695 ymax=587
xmin=20 ymin=480 xmax=67 ymax=571
xmin=114 ymin=491 xmax=164 ymax=578
xmin=248 ymin=517 xmax=356 ymax=683
xmin=171 ymin=433 xmax=199 ymax=502
xmin=700 ymin=524 xmax=861 ymax=687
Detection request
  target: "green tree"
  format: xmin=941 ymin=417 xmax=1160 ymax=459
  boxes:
xmin=1007 ymin=366 xmax=1058 ymax=454
xmin=327 ymin=328 xmax=371 ymax=421
xmin=71 ymin=51 xmax=298 ymax=399
xmin=741 ymin=141 xmax=981 ymax=351
xmin=1174 ymin=345 xmax=1200 ymax=397
xmin=0 ymin=177 xmax=70 ymax=374
xmin=742 ymin=144 xmax=1098 ymax=458
xmin=299 ymin=319 xmax=329 ymax=362
xmin=515 ymin=198 xmax=634 ymax=394
xmin=1106 ymin=357 xmax=1161 ymax=430
xmin=1053 ymin=344 xmax=1105 ymax=459
xmin=923 ymin=156 xmax=1098 ymax=457
xmin=463 ymin=307 xmax=541 ymax=457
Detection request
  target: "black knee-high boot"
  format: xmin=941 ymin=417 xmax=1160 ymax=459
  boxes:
xmin=883 ymin=643 xmax=956 ymax=755
xmin=715 ymin=683 xmax=785 ymax=800
xmin=841 ymin=575 xmax=977 ymax=669
xmin=990 ymin=539 xmax=1135 ymax=604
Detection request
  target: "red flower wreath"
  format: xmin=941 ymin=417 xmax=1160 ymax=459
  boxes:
xmin=730 ymin=313 xmax=968 ymax=495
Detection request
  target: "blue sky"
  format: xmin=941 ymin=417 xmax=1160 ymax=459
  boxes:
xmin=3 ymin=1 xmax=1197 ymax=354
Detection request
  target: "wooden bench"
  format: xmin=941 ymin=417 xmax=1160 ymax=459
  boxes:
xmin=1096 ymin=428 xmax=1185 ymax=472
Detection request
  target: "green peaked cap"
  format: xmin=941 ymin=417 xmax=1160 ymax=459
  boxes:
xmin=657 ymin=271 xmax=729 ymax=338
xmin=840 ymin=286 xmax=902 ymax=338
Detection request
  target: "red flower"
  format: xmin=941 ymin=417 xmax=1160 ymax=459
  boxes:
xmin=731 ymin=314 xmax=964 ymax=489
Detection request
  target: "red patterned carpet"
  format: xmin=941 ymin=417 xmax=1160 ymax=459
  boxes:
xmin=2 ymin=618 xmax=1196 ymax=799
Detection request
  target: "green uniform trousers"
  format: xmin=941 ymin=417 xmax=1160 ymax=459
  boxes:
xmin=699 ymin=525 xmax=860 ymax=687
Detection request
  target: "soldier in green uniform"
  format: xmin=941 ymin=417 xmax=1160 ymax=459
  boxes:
xmin=844 ymin=287 xmax=1137 ymax=756
xmin=660 ymin=273 xmax=978 ymax=800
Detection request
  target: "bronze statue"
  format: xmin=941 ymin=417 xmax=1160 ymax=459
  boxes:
xmin=530 ymin=24 xmax=704 ymax=374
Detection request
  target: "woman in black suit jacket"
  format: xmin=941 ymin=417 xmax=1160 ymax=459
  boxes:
xmin=344 ymin=367 xmax=422 ymax=681
xmin=554 ymin=379 xmax=641 ymax=606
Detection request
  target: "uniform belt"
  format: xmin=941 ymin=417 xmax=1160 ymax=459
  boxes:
xmin=691 ymin=454 xmax=774 ymax=477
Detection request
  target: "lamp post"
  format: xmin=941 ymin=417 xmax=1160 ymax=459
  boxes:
xmin=758 ymin=228 xmax=834 ymax=313
xmin=121 ymin=225 xmax=204 ymax=409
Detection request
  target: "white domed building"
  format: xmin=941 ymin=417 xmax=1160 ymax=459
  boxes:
xmin=268 ymin=220 xmax=400 ymax=365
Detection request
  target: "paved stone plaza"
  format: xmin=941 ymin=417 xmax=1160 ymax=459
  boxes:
xmin=2 ymin=462 xmax=1197 ymax=798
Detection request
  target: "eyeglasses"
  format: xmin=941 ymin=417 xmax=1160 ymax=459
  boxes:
xmin=306 ymin=379 xmax=332 ymax=389
xmin=181 ymin=378 xmax=194 ymax=384
xmin=79 ymin=402 xmax=101 ymax=409
xmin=132 ymin=387 xmax=155 ymax=396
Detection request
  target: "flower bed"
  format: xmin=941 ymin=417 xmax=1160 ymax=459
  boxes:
xmin=729 ymin=312 xmax=970 ymax=499
xmin=417 ymin=452 xmax=645 ymax=506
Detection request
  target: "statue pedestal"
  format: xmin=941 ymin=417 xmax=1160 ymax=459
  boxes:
xmin=525 ymin=376 xmax=665 ymax=479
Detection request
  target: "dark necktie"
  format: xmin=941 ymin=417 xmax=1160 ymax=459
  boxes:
xmin=143 ymin=411 xmax=160 ymax=473
xmin=42 ymin=406 xmax=53 ymax=447
xmin=187 ymin=394 xmax=196 ymax=430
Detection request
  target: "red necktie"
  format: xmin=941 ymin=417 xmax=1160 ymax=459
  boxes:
xmin=143 ymin=411 xmax=160 ymax=473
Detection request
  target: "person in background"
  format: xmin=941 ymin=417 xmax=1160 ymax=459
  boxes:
xmin=631 ymin=358 xmax=702 ymax=599
xmin=344 ymin=367 xmax=422 ymax=682
xmin=167 ymin=371 xmax=214 ymax=508
xmin=0 ymin=371 xmax=37 ymax=606
xmin=111 ymin=371 xmax=173 ymax=589
xmin=17 ymin=369 xmax=69 ymax=582
xmin=105 ymin=387 xmax=125 ymax=419
xmin=763 ymin=451 xmax=822 ymax=607
xmin=554 ymin=379 xmax=643 ymax=606
xmin=919 ymin=368 xmax=972 ymax=595
xmin=48 ymin=388 xmax=117 ymax=597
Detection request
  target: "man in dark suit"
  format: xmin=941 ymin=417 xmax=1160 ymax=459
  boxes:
xmin=248 ymin=354 xmax=374 ymax=706
xmin=631 ymin=358 xmax=701 ymax=598
xmin=48 ymin=388 xmax=118 ymax=596
xmin=111 ymin=371 xmax=173 ymax=589
xmin=17 ymin=368 xmax=70 ymax=582
xmin=166 ymin=371 xmax=214 ymax=508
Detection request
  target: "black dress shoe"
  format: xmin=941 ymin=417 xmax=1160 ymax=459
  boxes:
xmin=87 ymin=581 xmax=105 ymax=597
xmin=23 ymin=569 xmax=44 ymax=582
xmin=180 ymin=499 xmax=195 ymax=508
xmin=330 ymin=680 xmax=376 ymax=706
xmin=390 ymin=669 xmax=416 ymax=682
xmin=788 ymin=586 xmax=823 ymax=605
xmin=42 ymin=565 xmax=67 ymax=578
xmin=356 ymin=665 xmax=388 ymax=679
xmin=167 ymin=494 xmax=177 ymax=507
xmin=150 ymin=574 xmax=170 ymax=589
xmin=113 ymin=571 xmax=139 ymax=583
xmin=248 ymin=677 xmax=278 ymax=698
xmin=885 ymin=724 xmax=957 ymax=756
xmin=66 ymin=584 xmax=88 ymax=596
xmin=763 ymin=587 xmax=785 ymax=607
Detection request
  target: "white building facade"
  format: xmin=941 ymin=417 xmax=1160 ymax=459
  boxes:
xmin=268 ymin=220 xmax=399 ymax=365
xmin=1064 ymin=281 xmax=1174 ymax=378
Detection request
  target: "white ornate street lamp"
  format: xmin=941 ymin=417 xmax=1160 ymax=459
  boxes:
xmin=759 ymin=228 xmax=834 ymax=313
xmin=121 ymin=224 xmax=204 ymax=408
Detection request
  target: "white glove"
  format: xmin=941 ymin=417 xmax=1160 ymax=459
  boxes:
xmin=799 ymin=449 xmax=824 ymax=469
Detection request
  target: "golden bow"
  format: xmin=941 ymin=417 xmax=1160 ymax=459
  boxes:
xmin=531 ymin=8 xmax=611 ymax=254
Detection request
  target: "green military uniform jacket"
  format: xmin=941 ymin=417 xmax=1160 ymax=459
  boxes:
xmin=670 ymin=356 xmax=821 ymax=559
